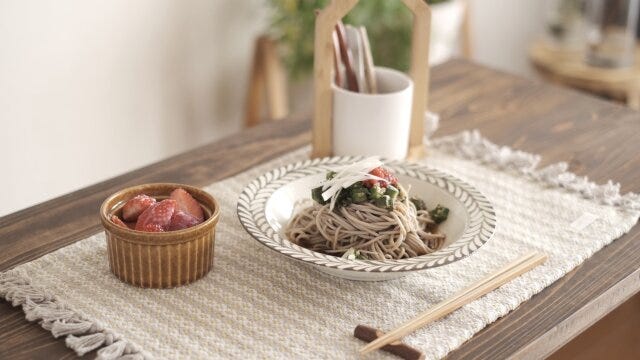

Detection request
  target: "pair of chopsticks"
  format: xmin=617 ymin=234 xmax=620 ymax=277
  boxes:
xmin=332 ymin=21 xmax=377 ymax=94
xmin=357 ymin=251 xmax=548 ymax=358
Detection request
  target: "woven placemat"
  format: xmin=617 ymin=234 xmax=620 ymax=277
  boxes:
xmin=2 ymin=131 xmax=638 ymax=359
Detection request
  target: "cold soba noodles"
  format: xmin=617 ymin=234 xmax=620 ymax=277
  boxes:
xmin=284 ymin=158 xmax=449 ymax=261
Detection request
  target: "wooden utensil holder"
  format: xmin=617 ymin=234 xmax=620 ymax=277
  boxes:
xmin=311 ymin=0 xmax=431 ymax=160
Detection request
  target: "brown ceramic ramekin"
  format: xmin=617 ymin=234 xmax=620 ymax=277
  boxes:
xmin=100 ymin=183 xmax=220 ymax=288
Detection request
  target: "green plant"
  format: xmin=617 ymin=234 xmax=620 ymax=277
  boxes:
xmin=268 ymin=0 xmax=449 ymax=79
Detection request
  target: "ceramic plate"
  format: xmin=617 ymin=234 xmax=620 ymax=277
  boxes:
xmin=237 ymin=157 xmax=496 ymax=281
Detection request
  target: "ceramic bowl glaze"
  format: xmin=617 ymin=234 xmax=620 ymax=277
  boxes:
xmin=238 ymin=157 xmax=496 ymax=281
xmin=100 ymin=183 xmax=220 ymax=288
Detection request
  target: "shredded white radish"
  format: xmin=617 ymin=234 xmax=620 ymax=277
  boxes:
xmin=315 ymin=157 xmax=390 ymax=210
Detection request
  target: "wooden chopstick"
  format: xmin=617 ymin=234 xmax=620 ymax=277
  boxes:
xmin=334 ymin=20 xmax=359 ymax=92
xmin=331 ymin=30 xmax=344 ymax=87
xmin=359 ymin=26 xmax=377 ymax=94
xmin=354 ymin=325 xmax=425 ymax=360
xmin=359 ymin=252 xmax=548 ymax=355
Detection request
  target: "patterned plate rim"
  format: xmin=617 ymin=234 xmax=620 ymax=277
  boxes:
xmin=237 ymin=156 xmax=497 ymax=273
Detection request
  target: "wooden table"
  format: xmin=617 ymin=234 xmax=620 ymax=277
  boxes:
xmin=1 ymin=59 xmax=639 ymax=359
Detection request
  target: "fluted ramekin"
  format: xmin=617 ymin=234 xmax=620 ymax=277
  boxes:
xmin=100 ymin=183 xmax=220 ymax=288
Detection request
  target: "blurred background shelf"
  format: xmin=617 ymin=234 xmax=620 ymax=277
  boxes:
xmin=529 ymin=39 xmax=640 ymax=109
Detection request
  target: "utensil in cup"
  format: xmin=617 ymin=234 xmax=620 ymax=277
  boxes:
xmin=332 ymin=67 xmax=413 ymax=159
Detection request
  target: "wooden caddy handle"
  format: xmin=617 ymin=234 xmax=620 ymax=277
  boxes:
xmin=311 ymin=0 xmax=431 ymax=160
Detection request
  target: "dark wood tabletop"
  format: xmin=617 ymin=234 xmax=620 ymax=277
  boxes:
xmin=1 ymin=59 xmax=639 ymax=359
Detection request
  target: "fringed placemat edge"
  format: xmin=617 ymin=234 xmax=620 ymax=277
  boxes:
xmin=0 ymin=268 xmax=147 ymax=360
xmin=430 ymin=130 xmax=640 ymax=212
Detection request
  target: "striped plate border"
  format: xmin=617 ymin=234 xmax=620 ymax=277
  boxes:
xmin=237 ymin=156 xmax=496 ymax=273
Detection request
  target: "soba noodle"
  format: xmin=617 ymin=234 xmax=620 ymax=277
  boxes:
xmin=284 ymin=196 xmax=445 ymax=261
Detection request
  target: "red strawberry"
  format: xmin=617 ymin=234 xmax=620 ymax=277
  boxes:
xmin=122 ymin=195 xmax=156 ymax=221
xmin=135 ymin=199 xmax=176 ymax=232
xmin=111 ymin=215 xmax=128 ymax=229
xmin=169 ymin=188 xmax=204 ymax=221
xmin=137 ymin=223 xmax=165 ymax=232
xmin=168 ymin=210 xmax=202 ymax=231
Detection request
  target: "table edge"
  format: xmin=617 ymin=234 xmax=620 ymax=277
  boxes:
xmin=512 ymin=267 xmax=640 ymax=359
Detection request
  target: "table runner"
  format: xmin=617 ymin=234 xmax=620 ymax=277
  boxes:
xmin=2 ymin=130 xmax=638 ymax=359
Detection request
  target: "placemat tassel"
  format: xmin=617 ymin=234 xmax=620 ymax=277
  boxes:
xmin=66 ymin=332 xmax=108 ymax=356
xmin=116 ymin=355 xmax=145 ymax=360
xmin=51 ymin=319 xmax=95 ymax=337
xmin=3 ymin=284 xmax=50 ymax=306
xmin=0 ymin=269 xmax=145 ymax=359
xmin=431 ymin=130 xmax=640 ymax=210
xmin=429 ymin=130 xmax=541 ymax=173
xmin=97 ymin=340 xmax=127 ymax=360
xmin=23 ymin=298 xmax=76 ymax=323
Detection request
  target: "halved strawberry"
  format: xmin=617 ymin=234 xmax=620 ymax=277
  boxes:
xmin=111 ymin=215 xmax=128 ymax=229
xmin=168 ymin=210 xmax=201 ymax=231
xmin=170 ymin=188 xmax=204 ymax=221
xmin=137 ymin=223 xmax=165 ymax=232
xmin=122 ymin=194 xmax=156 ymax=222
xmin=135 ymin=199 xmax=176 ymax=232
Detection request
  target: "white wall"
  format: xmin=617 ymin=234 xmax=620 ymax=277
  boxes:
xmin=0 ymin=0 xmax=268 ymax=216
xmin=0 ymin=0 xmax=546 ymax=216
xmin=468 ymin=0 xmax=547 ymax=77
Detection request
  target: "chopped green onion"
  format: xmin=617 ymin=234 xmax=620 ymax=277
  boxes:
xmin=311 ymin=187 xmax=326 ymax=205
xmin=429 ymin=204 xmax=449 ymax=223
xmin=369 ymin=184 xmax=385 ymax=200
xmin=375 ymin=195 xmax=392 ymax=210
xmin=351 ymin=181 xmax=365 ymax=189
xmin=385 ymin=185 xmax=399 ymax=201
xmin=333 ymin=189 xmax=352 ymax=209
xmin=326 ymin=171 xmax=337 ymax=180
xmin=410 ymin=197 xmax=427 ymax=211
xmin=339 ymin=196 xmax=352 ymax=207
xmin=350 ymin=187 xmax=368 ymax=203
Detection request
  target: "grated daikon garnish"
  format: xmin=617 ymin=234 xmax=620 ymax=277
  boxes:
xmin=315 ymin=157 xmax=389 ymax=210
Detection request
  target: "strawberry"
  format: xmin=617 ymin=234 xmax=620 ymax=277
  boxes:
xmin=137 ymin=223 xmax=165 ymax=232
xmin=111 ymin=215 xmax=128 ymax=229
xmin=168 ymin=210 xmax=202 ymax=231
xmin=135 ymin=199 xmax=176 ymax=232
xmin=122 ymin=194 xmax=156 ymax=221
xmin=170 ymin=188 xmax=204 ymax=221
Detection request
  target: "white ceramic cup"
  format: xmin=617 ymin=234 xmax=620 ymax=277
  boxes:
xmin=332 ymin=67 xmax=413 ymax=159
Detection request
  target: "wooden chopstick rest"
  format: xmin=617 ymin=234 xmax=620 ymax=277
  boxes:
xmin=354 ymin=325 xmax=425 ymax=360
